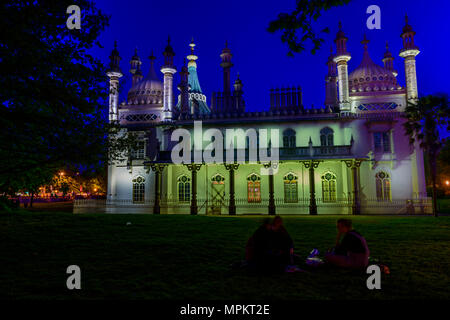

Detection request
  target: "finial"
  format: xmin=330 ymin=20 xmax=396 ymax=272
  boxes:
xmin=149 ymin=50 xmax=155 ymax=61
xmin=225 ymin=40 xmax=228 ymax=48
xmin=385 ymin=41 xmax=389 ymax=50
xmin=361 ymin=34 xmax=369 ymax=50
xmin=167 ymin=35 xmax=171 ymax=44
xmin=114 ymin=40 xmax=118 ymax=49
xmin=338 ymin=21 xmax=342 ymax=30
xmin=405 ymin=13 xmax=409 ymax=24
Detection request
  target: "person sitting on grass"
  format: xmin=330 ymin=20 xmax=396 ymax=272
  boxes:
xmin=271 ymin=215 xmax=295 ymax=268
xmin=325 ymin=218 xmax=369 ymax=270
xmin=245 ymin=216 xmax=296 ymax=273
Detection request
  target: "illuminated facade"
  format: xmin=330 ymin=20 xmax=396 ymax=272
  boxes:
xmin=78 ymin=18 xmax=430 ymax=215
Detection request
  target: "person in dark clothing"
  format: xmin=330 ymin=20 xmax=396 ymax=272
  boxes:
xmin=245 ymin=218 xmax=273 ymax=271
xmin=325 ymin=218 xmax=369 ymax=269
xmin=245 ymin=216 xmax=295 ymax=273
xmin=271 ymin=216 xmax=294 ymax=268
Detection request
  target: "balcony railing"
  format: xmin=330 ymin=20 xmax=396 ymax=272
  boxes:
xmin=150 ymin=145 xmax=354 ymax=163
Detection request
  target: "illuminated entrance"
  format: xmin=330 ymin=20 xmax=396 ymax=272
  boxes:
xmin=210 ymin=174 xmax=225 ymax=214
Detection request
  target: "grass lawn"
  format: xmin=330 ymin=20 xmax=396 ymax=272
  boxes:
xmin=1 ymin=211 xmax=449 ymax=300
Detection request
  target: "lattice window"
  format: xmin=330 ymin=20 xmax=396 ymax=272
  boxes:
xmin=375 ymin=172 xmax=391 ymax=201
xmin=132 ymin=176 xmax=145 ymax=203
xmin=125 ymin=114 xmax=158 ymax=122
xmin=321 ymin=172 xmax=337 ymax=203
xmin=284 ymin=173 xmax=298 ymax=203
xmin=247 ymin=173 xmax=261 ymax=203
xmin=177 ymin=175 xmax=191 ymax=203
xmin=357 ymin=103 xmax=398 ymax=111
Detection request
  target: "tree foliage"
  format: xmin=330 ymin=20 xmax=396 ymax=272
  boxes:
xmin=404 ymin=94 xmax=450 ymax=215
xmin=0 ymin=0 xmax=134 ymax=194
xmin=268 ymin=0 xmax=351 ymax=56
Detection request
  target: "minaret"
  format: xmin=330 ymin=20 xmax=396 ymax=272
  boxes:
xmin=130 ymin=48 xmax=143 ymax=86
xmin=399 ymin=14 xmax=420 ymax=102
xmin=161 ymin=36 xmax=177 ymax=121
xmin=325 ymin=46 xmax=338 ymax=107
xmin=220 ymin=41 xmax=233 ymax=93
xmin=333 ymin=22 xmax=351 ymax=112
xmin=186 ymin=38 xmax=210 ymax=114
xmin=106 ymin=41 xmax=123 ymax=122
xmin=179 ymin=58 xmax=190 ymax=115
xmin=382 ymin=42 xmax=397 ymax=76
xmin=233 ymin=73 xmax=244 ymax=112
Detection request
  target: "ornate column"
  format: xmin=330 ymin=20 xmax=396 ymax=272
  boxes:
xmin=343 ymin=159 xmax=363 ymax=215
xmin=301 ymin=160 xmax=321 ymax=215
xmin=150 ymin=163 xmax=167 ymax=214
xmin=263 ymin=163 xmax=276 ymax=215
xmin=224 ymin=163 xmax=239 ymax=215
xmin=186 ymin=163 xmax=202 ymax=215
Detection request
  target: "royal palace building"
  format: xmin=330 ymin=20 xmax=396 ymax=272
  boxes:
xmin=75 ymin=18 xmax=430 ymax=215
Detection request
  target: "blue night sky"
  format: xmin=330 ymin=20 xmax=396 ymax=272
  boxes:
xmin=92 ymin=0 xmax=449 ymax=114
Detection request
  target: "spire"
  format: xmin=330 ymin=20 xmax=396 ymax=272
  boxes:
xmin=130 ymin=47 xmax=143 ymax=85
xmin=187 ymin=37 xmax=198 ymax=68
xmin=361 ymin=34 xmax=371 ymax=61
xmin=163 ymin=36 xmax=175 ymax=67
xmin=334 ymin=21 xmax=349 ymax=56
xmin=382 ymin=41 xmax=396 ymax=75
xmin=400 ymin=13 xmax=418 ymax=51
xmin=233 ymin=72 xmax=243 ymax=92
xmin=130 ymin=47 xmax=141 ymax=74
xmin=220 ymin=40 xmax=233 ymax=93
xmin=179 ymin=58 xmax=190 ymax=115
xmin=325 ymin=45 xmax=338 ymax=107
xmin=108 ymin=40 xmax=122 ymax=74
xmin=185 ymin=38 xmax=210 ymax=114
xmin=399 ymin=14 xmax=420 ymax=102
xmin=326 ymin=45 xmax=336 ymax=77
xmin=146 ymin=50 xmax=159 ymax=81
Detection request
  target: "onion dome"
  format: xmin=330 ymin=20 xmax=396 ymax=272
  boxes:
xmin=127 ymin=52 xmax=163 ymax=105
xmin=348 ymin=35 xmax=400 ymax=94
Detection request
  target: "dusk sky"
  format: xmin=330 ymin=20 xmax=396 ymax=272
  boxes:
xmin=92 ymin=0 xmax=449 ymax=114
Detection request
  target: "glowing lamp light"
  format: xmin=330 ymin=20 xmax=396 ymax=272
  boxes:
xmin=446 ymin=180 xmax=450 ymax=186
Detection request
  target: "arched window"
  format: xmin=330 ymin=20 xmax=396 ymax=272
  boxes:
xmin=247 ymin=173 xmax=261 ymax=203
xmin=178 ymin=175 xmax=191 ymax=203
xmin=321 ymin=172 xmax=337 ymax=203
xmin=284 ymin=173 xmax=298 ymax=203
xmin=132 ymin=176 xmax=145 ymax=203
xmin=375 ymin=172 xmax=391 ymax=201
xmin=320 ymin=127 xmax=334 ymax=146
xmin=283 ymin=129 xmax=296 ymax=148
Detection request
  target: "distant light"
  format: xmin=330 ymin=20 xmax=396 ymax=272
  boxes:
xmin=59 ymin=171 xmax=64 ymax=176
xmin=446 ymin=180 xmax=450 ymax=186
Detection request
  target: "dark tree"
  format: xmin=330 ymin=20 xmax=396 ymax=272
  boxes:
xmin=404 ymin=94 xmax=450 ymax=217
xmin=268 ymin=0 xmax=351 ymax=55
xmin=0 ymin=0 xmax=133 ymax=194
